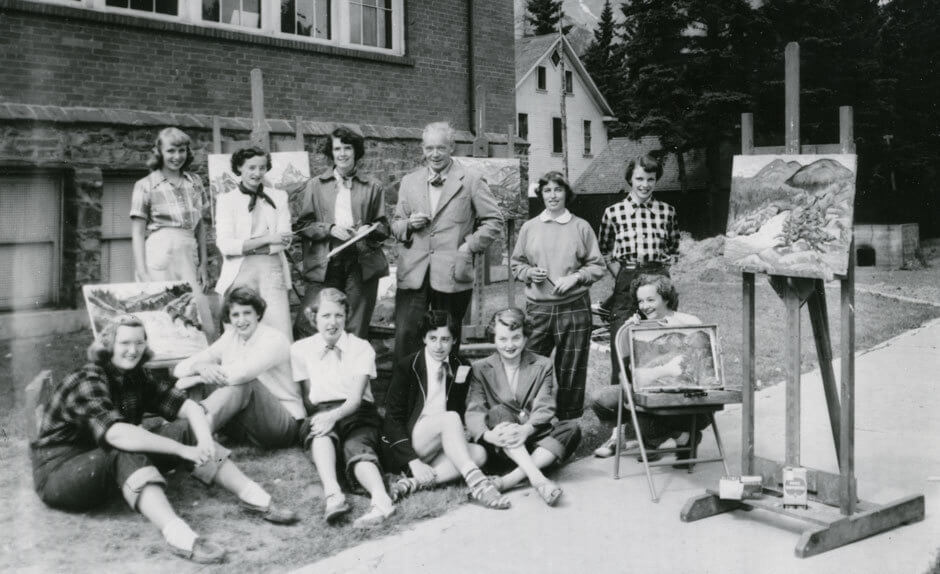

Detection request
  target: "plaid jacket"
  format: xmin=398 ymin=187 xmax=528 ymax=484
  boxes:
xmin=32 ymin=362 xmax=186 ymax=449
xmin=598 ymin=194 xmax=680 ymax=266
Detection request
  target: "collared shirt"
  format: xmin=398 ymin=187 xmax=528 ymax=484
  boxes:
xmin=333 ymin=169 xmax=355 ymax=229
xmin=598 ymin=192 xmax=679 ymax=266
xmin=130 ymin=171 xmax=206 ymax=232
xmin=34 ymin=362 xmax=186 ymax=449
xmin=291 ymin=331 xmax=376 ymax=405
xmin=538 ymin=209 xmax=573 ymax=224
xmin=422 ymin=350 xmax=448 ymax=416
xmin=427 ymin=162 xmax=452 ymax=214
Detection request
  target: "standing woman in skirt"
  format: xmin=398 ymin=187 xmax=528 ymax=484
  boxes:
xmin=509 ymin=171 xmax=605 ymax=419
xmin=214 ymin=146 xmax=294 ymax=339
xmin=130 ymin=127 xmax=214 ymax=335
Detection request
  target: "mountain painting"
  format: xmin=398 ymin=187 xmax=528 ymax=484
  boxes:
xmin=455 ymin=157 xmax=525 ymax=219
xmin=725 ymin=154 xmax=857 ymax=280
xmin=83 ymin=281 xmax=209 ymax=363
xmin=207 ymin=151 xmax=311 ymax=199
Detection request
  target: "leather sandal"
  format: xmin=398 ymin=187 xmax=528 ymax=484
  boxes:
xmin=240 ymin=500 xmax=299 ymax=525
xmin=533 ymin=481 xmax=563 ymax=507
xmin=167 ymin=537 xmax=226 ymax=564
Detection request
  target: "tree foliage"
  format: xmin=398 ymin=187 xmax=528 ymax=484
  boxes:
xmin=526 ymin=0 xmax=571 ymax=36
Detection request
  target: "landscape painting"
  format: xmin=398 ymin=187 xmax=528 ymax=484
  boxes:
xmin=725 ymin=154 xmax=857 ymax=280
xmin=83 ymin=281 xmax=209 ymax=363
xmin=207 ymin=151 xmax=311 ymax=199
xmin=628 ymin=325 xmax=723 ymax=392
xmin=455 ymin=157 xmax=525 ymax=219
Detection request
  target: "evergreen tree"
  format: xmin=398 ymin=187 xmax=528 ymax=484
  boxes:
xmin=583 ymin=0 xmax=621 ymax=103
xmin=526 ymin=0 xmax=571 ymax=35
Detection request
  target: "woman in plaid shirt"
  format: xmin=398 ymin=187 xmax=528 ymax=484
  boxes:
xmin=29 ymin=316 xmax=297 ymax=564
xmin=597 ymin=154 xmax=680 ymax=388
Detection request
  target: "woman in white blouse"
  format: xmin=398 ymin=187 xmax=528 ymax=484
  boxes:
xmin=214 ymin=146 xmax=294 ymax=339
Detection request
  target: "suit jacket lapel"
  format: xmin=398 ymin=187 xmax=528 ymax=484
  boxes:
xmin=514 ymin=352 xmax=540 ymax=407
xmin=484 ymin=354 xmax=519 ymax=408
xmin=411 ymin=352 xmax=429 ymax=400
xmin=431 ymin=164 xmax=464 ymax=219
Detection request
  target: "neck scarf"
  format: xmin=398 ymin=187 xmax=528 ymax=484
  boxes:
xmin=239 ymin=181 xmax=276 ymax=212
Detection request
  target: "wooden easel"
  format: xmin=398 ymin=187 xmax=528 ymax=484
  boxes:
xmin=680 ymin=43 xmax=924 ymax=558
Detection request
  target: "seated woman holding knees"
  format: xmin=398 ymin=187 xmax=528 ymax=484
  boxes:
xmin=382 ymin=310 xmax=510 ymax=509
xmin=291 ymin=288 xmax=396 ymax=527
xmin=173 ymin=286 xmax=305 ymax=449
xmin=591 ymin=274 xmax=708 ymax=465
xmin=30 ymin=316 xmax=296 ymax=565
xmin=466 ymin=308 xmax=582 ymax=507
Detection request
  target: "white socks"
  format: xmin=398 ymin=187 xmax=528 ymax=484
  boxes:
xmin=238 ymin=482 xmax=271 ymax=509
xmin=162 ymin=518 xmax=197 ymax=551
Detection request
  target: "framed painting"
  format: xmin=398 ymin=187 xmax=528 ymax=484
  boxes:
xmin=627 ymin=324 xmax=724 ymax=393
xmin=82 ymin=281 xmax=209 ymax=364
xmin=724 ymin=154 xmax=857 ymax=280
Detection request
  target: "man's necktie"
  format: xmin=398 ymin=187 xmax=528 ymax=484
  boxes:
xmin=429 ymin=173 xmax=445 ymax=187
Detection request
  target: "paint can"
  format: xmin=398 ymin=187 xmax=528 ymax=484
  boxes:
xmin=783 ymin=466 xmax=808 ymax=507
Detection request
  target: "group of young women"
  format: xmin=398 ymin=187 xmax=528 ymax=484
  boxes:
xmin=29 ymin=125 xmax=693 ymax=564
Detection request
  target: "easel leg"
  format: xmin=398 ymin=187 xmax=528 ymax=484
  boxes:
xmin=742 ymin=272 xmax=756 ymax=475
xmin=784 ymin=282 xmax=801 ymax=466
xmin=710 ymin=413 xmax=730 ymax=476
xmin=680 ymin=493 xmax=746 ymax=523
xmin=807 ymin=280 xmax=842 ymax=461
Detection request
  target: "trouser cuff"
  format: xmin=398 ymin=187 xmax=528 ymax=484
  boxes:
xmin=122 ymin=465 xmax=167 ymax=511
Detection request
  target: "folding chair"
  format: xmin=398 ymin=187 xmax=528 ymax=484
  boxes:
xmin=611 ymin=323 xmax=731 ymax=502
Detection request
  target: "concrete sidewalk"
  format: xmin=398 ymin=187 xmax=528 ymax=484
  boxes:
xmin=296 ymin=319 xmax=940 ymax=574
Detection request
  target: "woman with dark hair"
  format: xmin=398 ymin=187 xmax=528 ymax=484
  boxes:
xmin=131 ymin=127 xmax=209 ymax=286
xmin=590 ymin=274 xmax=707 ymax=463
xmin=381 ymin=310 xmax=509 ymax=509
xmin=172 ymin=286 xmax=305 ymax=449
xmin=215 ymin=146 xmax=294 ymax=339
xmin=466 ymin=308 xmax=582 ymax=507
xmin=509 ymin=171 xmax=604 ymax=420
xmin=293 ymin=127 xmax=389 ymax=340
xmin=30 ymin=315 xmax=297 ymax=564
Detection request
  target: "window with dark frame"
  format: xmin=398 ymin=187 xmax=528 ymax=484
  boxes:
xmin=281 ymin=0 xmax=330 ymax=39
xmin=565 ymin=70 xmax=573 ymax=94
xmin=517 ymin=113 xmax=528 ymax=140
xmin=583 ymin=120 xmax=592 ymax=155
xmin=537 ymin=66 xmax=547 ymax=91
xmin=552 ymin=117 xmax=563 ymax=154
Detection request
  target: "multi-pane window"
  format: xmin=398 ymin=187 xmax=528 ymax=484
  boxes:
xmin=107 ymin=0 xmax=177 ymax=15
xmin=552 ymin=117 xmax=563 ymax=154
xmin=517 ymin=113 xmax=528 ymax=140
xmin=583 ymin=120 xmax=592 ymax=155
xmin=281 ymin=0 xmax=330 ymax=38
xmin=349 ymin=0 xmax=392 ymax=49
xmin=202 ymin=0 xmax=261 ymax=28
xmin=537 ymin=66 xmax=547 ymax=91
xmin=565 ymin=70 xmax=574 ymax=94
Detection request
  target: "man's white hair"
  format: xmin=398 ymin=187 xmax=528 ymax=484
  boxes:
xmin=422 ymin=121 xmax=456 ymax=145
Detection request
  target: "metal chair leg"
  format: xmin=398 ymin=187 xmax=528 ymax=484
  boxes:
xmin=614 ymin=387 xmax=624 ymax=479
xmin=620 ymin=368 xmax=658 ymax=502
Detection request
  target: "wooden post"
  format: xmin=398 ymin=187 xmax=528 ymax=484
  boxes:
xmin=506 ymin=122 xmax=516 ymax=306
xmin=741 ymin=113 xmax=754 ymax=154
xmin=839 ymin=105 xmax=856 ymax=515
xmin=785 ymin=43 xmax=800 ymax=154
xmin=212 ymin=116 xmax=223 ymax=154
xmin=472 ymin=85 xmax=489 ymax=158
xmin=740 ymin=112 xmax=756 ymax=475
xmin=294 ymin=116 xmax=305 ymax=151
xmin=250 ymin=69 xmax=270 ymax=151
xmin=784 ymin=280 xmax=801 ymax=466
xmin=808 ymin=280 xmax=842 ymax=460
xmin=558 ymin=33 xmax=569 ymax=180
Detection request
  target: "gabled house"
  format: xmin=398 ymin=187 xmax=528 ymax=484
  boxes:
xmin=515 ymin=33 xmax=616 ymax=190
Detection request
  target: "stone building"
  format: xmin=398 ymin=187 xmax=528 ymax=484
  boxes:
xmin=0 ymin=0 xmax=522 ymax=318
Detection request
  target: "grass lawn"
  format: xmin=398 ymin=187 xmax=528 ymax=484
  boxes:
xmin=2 ymin=263 xmax=938 ymax=572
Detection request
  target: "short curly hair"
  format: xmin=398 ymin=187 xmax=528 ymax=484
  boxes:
xmin=418 ymin=310 xmax=457 ymax=341
xmin=231 ymin=146 xmax=272 ymax=176
xmin=86 ymin=315 xmax=153 ymax=367
xmin=630 ymin=273 xmax=679 ymax=315
xmin=322 ymin=127 xmax=366 ymax=164
xmin=536 ymin=171 xmax=576 ymax=208
xmin=487 ymin=307 xmax=532 ymax=338
xmin=221 ymin=286 xmax=267 ymax=323
xmin=147 ymin=127 xmax=195 ymax=172
xmin=624 ymin=153 xmax=664 ymax=182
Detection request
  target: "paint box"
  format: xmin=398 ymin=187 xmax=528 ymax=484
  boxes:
xmin=719 ymin=476 xmax=764 ymax=500
xmin=783 ymin=466 xmax=808 ymax=507
xmin=741 ymin=475 xmax=763 ymax=499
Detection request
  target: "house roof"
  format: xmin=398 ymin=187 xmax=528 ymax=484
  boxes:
xmin=574 ymin=136 xmax=710 ymax=195
xmin=514 ymin=33 xmax=616 ymax=118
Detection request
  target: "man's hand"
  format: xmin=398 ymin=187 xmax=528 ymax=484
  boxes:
xmin=408 ymin=459 xmax=437 ymax=485
xmin=195 ymin=363 xmax=227 ymax=386
xmin=330 ymin=225 xmax=353 ymax=241
xmin=552 ymin=274 xmax=580 ymax=295
xmin=408 ymin=213 xmax=431 ymax=231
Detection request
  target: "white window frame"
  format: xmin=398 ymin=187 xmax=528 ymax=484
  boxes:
xmin=29 ymin=0 xmax=405 ymax=55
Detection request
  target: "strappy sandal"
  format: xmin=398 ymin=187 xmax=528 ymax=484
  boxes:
xmin=534 ymin=481 xmax=563 ymax=507
xmin=166 ymin=537 xmax=226 ymax=564
xmin=468 ymin=478 xmax=511 ymax=510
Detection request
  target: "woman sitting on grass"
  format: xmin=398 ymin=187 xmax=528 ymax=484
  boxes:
xmin=291 ymin=288 xmax=396 ymax=527
xmin=30 ymin=315 xmax=297 ymax=565
xmin=466 ymin=308 xmax=582 ymax=507
xmin=590 ymin=274 xmax=709 ymax=466
xmin=382 ymin=310 xmax=510 ymax=509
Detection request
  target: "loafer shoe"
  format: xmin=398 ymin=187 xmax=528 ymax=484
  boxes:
xmin=241 ymin=500 xmax=299 ymax=525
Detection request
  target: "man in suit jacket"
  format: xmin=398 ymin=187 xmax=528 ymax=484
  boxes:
xmin=390 ymin=121 xmax=504 ymax=357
